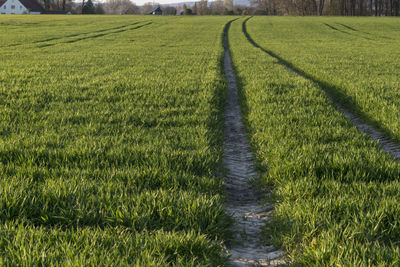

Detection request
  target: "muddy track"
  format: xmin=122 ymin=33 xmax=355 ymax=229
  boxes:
xmin=223 ymin=20 xmax=285 ymax=266
xmin=243 ymin=17 xmax=400 ymax=161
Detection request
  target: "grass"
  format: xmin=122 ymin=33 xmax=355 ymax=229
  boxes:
xmin=244 ymin=16 xmax=400 ymax=143
xmin=2 ymin=14 xmax=400 ymax=266
xmin=0 ymin=15 xmax=232 ymax=265
xmin=229 ymin=17 xmax=400 ymax=265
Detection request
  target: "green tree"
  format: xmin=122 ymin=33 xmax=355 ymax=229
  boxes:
xmin=82 ymin=0 xmax=96 ymax=13
xmin=183 ymin=4 xmax=193 ymax=14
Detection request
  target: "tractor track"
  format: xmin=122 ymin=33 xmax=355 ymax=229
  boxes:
xmin=223 ymin=20 xmax=285 ymax=267
xmin=0 ymin=22 xmax=151 ymax=49
xmin=33 ymin=22 xmax=143 ymax=44
xmin=36 ymin=22 xmax=152 ymax=48
xmin=242 ymin=17 xmax=400 ymax=161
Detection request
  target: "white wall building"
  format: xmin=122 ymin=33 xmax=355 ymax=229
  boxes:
xmin=0 ymin=0 xmax=44 ymax=14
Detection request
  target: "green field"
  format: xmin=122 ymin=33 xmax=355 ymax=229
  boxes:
xmin=0 ymin=16 xmax=232 ymax=266
xmin=1 ymin=15 xmax=400 ymax=265
xmin=230 ymin=17 xmax=400 ymax=265
xmin=245 ymin=16 xmax=400 ymax=142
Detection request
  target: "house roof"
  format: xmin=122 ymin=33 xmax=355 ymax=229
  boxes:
xmin=0 ymin=0 xmax=45 ymax=11
xmin=19 ymin=0 xmax=45 ymax=12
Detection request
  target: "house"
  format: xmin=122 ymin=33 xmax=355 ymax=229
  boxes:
xmin=0 ymin=0 xmax=44 ymax=14
xmin=176 ymin=7 xmax=184 ymax=15
xmin=149 ymin=6 xmax=162 ymax=15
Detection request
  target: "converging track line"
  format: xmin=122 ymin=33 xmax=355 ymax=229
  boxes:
xmin=0 ymin=22 xmax=145 ymax=49
xmin=242 ymin=17 xmax=400 ymax=161
xmin=223 ymin=20 xmax=285 ymax=266
xmin=36 ymin=22 xmax=152 ymax=48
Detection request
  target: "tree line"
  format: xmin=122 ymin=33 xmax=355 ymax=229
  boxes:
xmin=252 ymin=0 xmax=400 ymax=15
xmin=37 ymin=0 xmax=400 ymax=15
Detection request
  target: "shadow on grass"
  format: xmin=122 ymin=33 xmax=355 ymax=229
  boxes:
xmin=242 ymin=16 xmax=400 ymax=147
xmin=335 ymin=22 xmax=394 ymax=40
xmin=34 ymin=22 xmax=143 ymax=44
xmin=1 ymin=22 xmax=144 ymax=49
xmin=37 ymin=22 xmax=152 ymax=48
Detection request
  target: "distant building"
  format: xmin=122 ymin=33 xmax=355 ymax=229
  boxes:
xmin=149 ymin=6 xmax=162 ymax=15
xmin=0 ymin=0 xmax=44 ymax=14
xmin=176 ymin=7 xmax=184 ymax=15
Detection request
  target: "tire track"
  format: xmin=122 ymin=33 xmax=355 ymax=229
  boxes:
xmin=337 ymin=22 xmax=394 ymax=40
xmin=35 ymin=22 xmax=143 ymax=43
xmin=336 ymin=23 xmax=359 ymax=32
xmin=223 ymin=20 xmax=285 ymax=266
xmin=1 ymin=22 xmax=145 ymax=49
xmin=243 ymin=17 xmax=400 ymax=161
xmin=36 ymin=22 xmax=152 ymax=48
xmin=324 ymin=23 xmax=351 ymax=35
xmin=324 ymin=23 xmax=373 ymax=40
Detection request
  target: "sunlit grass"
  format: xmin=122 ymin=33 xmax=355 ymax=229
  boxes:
xmin=230 ymin=17 xmax=400 ymax=265
xmin=246 ymin=16 xmax=400 ymax=142
xmin=0 ymin=15 xmax=232 ymax=265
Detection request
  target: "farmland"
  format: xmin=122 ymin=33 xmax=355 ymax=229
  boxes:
xmin=230 ymin=17 xmax=400 ymax=265
xmin=1 ymin=14 xmax=400 ymax=266
xmin=0 ymin=16 xmax=232 ymax=265
xmin=244 ymin=16 xmax=400 ymax=142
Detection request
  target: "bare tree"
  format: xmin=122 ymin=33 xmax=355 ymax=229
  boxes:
xmin=197 ymin=0 xmax=210 ymax=14
xmin=251 ymin=0 xmax=280 ymax=14
xmin=211 ymin=0 xmax=224 ymax=14
xmin=95 ymin=2 xmax=105 ymax=13
xmin=103 ymin=0 xmax=138 ymax=14
xmin=37 ymin=0 xmax=72 ymax=11
xmin=224 ymin=0 xmax=234 ymax=12
xmin=192 ymin=2 xmax=198 ymax=13
xmin=141 ymin=2 xmax=156 ymax=14
xmin=37 ymin=0 xmax=400 ymax=16
xmin=249 ymin=0 xmax=400 ymax=15
xmin=163 ymin=5 xmax=177 ymax=14
xmin=317 ymin=0 xmax=325 ymax=14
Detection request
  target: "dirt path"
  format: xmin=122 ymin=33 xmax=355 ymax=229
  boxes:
xmin=242 ymin=17 xmax=400 ymax=161
xmin=223 ymin=21 xmax=285 ymax=267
